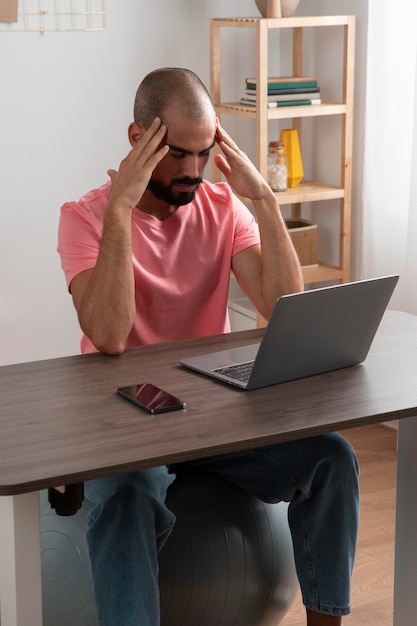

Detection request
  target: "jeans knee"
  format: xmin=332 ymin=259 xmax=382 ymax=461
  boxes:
xmin=85 ymin=467 xmax=176 ymax=540
xmin=325 ymin=433 xmax=359 ymax=477
xmin=312 ymin=433 xmax=360 ymax=504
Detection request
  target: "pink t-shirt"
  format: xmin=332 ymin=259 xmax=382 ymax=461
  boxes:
xmin=58 ymin=179 xmax=260 ymax=353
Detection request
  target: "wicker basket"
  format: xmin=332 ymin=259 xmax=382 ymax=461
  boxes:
xmin=285 ymin=219 xmax=318 ymax=268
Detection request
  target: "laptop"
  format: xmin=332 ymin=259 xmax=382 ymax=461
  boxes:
xmin=179 ymin=275 xmax=399 ymax=390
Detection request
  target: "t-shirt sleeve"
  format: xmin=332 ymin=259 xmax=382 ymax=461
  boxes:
xmin=57 ymin=201 xmax=103 ymax=291
xmin=230 ymin=192 xmax=261 ymax=257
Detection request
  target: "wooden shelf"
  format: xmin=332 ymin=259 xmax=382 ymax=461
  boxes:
xmin=237 ymin=180 xmax=344 ymax=206
xmin=273 ymin=180 xmax=344 ymax=204
xmin=210 ymin=14 xmax=355 ymax=324
xmin=215 ymin=102 xmax=347 ymax=119
xmin=211 ymin=15 xmax=353 ymax=29
xmin=302 ymin=263 xmax=343 ymax=284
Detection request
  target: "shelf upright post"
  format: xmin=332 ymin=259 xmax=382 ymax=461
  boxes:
xmin=210 ymin=18 xmax=222 ymax=183
xmin=256 ymin=18 xmax=269 ymax=181
xmin=291 ymin=24 xmax=304 ymax=220
xmin=339 ymin=15 xmax=355 ymax=282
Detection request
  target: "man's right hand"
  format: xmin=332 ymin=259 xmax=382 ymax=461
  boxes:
xmin=106 ymin=117 xmax=169 ymax=212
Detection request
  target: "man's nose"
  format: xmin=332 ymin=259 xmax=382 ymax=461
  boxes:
xmin=183 ymin=155 xmax=201 ymax=179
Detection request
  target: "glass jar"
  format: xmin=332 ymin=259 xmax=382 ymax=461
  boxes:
xmin=267 ymin=141 xmax=288 ymax=192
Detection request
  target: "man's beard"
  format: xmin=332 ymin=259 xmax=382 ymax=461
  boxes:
xmin=147 ymin=176 xmax=202 ymax=206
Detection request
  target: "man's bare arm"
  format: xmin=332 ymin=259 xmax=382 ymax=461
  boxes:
xmin=215 ymin=122 xmax=304 ymax=321
xmin=70 ymin=118 xmax=169 ymax=354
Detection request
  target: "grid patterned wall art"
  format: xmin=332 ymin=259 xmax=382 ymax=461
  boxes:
xmin=0 ymin=0 xmax=106 ymax=33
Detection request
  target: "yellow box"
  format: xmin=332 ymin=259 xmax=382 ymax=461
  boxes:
xmin=285 ymin=218 xmax=318 ymax=267
xmin=280 ymin=128 xmax=304 ymax=188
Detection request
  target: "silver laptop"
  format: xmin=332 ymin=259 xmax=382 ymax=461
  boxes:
xmin=179 ymin=275 xmax=399 ymax=390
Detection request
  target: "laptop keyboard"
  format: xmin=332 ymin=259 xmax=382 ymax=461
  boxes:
xmin=213 ymin=360 xmax=255 ymax=383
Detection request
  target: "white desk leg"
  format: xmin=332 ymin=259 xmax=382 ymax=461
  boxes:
xmin=394 ymin=415 xmax=417 ymax=626
xmin=0 ymin=492 xmax=43 ymax=626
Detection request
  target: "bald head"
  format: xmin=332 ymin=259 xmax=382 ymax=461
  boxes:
xmin=133 ymin=67 xmax=215 ymax=129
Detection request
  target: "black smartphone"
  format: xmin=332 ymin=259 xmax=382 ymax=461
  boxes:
xmin=117 ymin=383 xmax=186 ymax=414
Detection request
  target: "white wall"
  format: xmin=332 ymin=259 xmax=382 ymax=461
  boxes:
xmin=0 ymin=1 xmax=368 ymax=366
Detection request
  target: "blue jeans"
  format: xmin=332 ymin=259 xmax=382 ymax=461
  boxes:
xmin=85 ymin=432 xmax=359 ymax=625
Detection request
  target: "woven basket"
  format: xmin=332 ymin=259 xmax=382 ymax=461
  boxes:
xmin=285 ymin=219 xmax=318 ymax=267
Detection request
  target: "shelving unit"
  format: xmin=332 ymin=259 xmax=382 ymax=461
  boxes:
xmin=210 ymin=15 xmax=356 ymax=291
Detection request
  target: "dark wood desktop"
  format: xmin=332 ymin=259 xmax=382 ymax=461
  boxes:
xmin=1 ymin=310 xmax=417 ymax=625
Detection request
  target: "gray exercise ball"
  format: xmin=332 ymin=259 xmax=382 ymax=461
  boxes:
xmin=40 ymin=469 xmax=298 ymax=626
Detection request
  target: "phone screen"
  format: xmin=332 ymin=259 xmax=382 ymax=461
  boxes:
xmin=117 ymin=383 xmax=186 ymax=414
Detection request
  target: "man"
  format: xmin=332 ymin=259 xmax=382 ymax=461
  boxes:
xmin=58 ymin=67 xmax=359 ymax=626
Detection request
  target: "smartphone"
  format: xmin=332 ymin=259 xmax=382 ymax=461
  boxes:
xmin=117 ymin=383 xmax=186 ymax=414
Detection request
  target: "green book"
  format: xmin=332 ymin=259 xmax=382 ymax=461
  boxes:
xmin=240 ymin=98 xmax=319 ymax=108
xmin=269 ymin=99 xmax=316 ymax=107
xmin=246 ymin=77 xmax=318 ymax=91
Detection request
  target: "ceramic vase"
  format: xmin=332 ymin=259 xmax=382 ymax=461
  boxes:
xmin=279 ymin=129 xmax=304 ymax=188
xmin=255 ymin=0 xmax=300 ymax=18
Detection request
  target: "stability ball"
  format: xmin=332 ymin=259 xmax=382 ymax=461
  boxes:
xmin=40 ymin=469 xmax=298 ymax=626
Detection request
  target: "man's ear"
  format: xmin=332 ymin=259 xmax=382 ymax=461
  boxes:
xmin=128 ymin=122 xmax=145 ymax=147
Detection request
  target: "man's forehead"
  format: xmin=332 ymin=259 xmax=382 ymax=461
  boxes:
xmin=163 ymin=123 xmax=215 ymax=153
xmin=159 ymin=107 xmax=215 ymax=154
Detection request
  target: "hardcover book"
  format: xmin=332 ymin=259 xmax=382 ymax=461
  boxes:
xmin=246 ymin=77 xmax=318 ymax=91
xmin=243 ymin=91 xmax=321 ymax=103
xmin=244 ymin=86 xmax=320 ymax=96
xmin=239 ymin=98 xmax=321 ymax=108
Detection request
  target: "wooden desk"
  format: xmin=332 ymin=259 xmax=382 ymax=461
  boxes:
xmin=1 ymin=310 xmax=417 ymax=625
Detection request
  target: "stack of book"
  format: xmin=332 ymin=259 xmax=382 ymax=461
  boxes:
xmin=240 ymin=76 xmax=321 ymax=108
